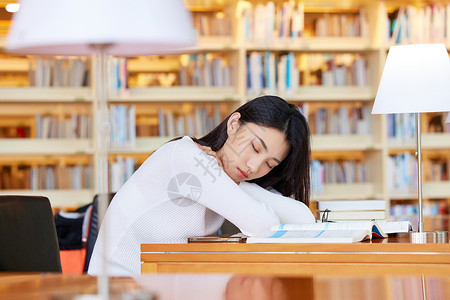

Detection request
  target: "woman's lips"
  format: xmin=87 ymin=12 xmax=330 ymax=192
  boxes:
xmin=237 ymin=168 xmax=248 ymax=179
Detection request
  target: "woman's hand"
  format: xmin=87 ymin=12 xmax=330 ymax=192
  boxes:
xmin=196 ymin=143 xmax=223 ymax=168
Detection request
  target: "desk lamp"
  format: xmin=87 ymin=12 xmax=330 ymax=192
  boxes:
xmin=372 ymin=44 xmax=450 ymax=243
xmin=6 ymin=0 xmax=195 ymax=297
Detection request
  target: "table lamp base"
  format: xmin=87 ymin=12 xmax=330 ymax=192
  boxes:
xmin=397 ymin=231 xmax=449 ymax=244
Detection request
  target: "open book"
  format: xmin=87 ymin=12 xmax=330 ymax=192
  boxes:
xmin=245 ymin=220 xmax=412 ymax=244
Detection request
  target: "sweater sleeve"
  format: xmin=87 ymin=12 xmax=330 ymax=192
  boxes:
xmin=239 ymin=182 xmax=316 ymax=224
xmin=170 ymin=137 xmax=280 ymax=236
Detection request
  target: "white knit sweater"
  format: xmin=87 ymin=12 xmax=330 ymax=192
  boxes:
xmin=88 ymin=136 xmax=314 ymax=276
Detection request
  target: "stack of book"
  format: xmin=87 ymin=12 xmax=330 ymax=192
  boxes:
xmin=316 ymin=199 xmax=387 ymax=221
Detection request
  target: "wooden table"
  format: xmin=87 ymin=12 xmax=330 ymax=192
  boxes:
xmin=0 ymin=273 xmax=141 ymax=300
xmin=0 ymin=273 xmax=449 ymax=300
xmin=141 ymin=237 xmax=450 ymax=275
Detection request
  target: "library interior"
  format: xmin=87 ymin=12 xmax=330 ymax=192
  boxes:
xmin=0 ymin=0 xmax=449 ymax=299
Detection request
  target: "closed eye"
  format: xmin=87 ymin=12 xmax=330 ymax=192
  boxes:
xmin=266 ymin=162 xmax=273 ymax=169
xmin=251 ymin=142 xmax=259 ymax=153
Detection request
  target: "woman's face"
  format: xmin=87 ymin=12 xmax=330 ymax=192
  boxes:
xmin=217 ymin=113 xmax=290 ymax=184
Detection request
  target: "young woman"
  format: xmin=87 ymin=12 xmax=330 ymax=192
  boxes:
xmin=88 ymin=95 xmax=315 ymax=276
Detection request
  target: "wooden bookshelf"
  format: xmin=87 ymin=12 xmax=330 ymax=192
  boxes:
xmin=0 ymin=0 xmax=448 ymax=227
xmin=0 ymin=87 xmax=92 ymax=102
xmin=0 ymin=139 xmax=93 ymax=154
xmin=108 ymin=87 xmax=240 ymax=102
xmin=1 ymin=189 xmax=94 ymax=208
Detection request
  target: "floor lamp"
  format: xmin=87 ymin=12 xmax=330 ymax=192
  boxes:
xmin=6 ymin=0 xmax=195 ymax=297
xmin=372 ymin=44 xmax=450 ymax=243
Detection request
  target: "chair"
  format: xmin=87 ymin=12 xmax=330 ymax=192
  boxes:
xmin=54 ymin=203 xmax=90 ymax=274
xmin=0 ymin=195 xmax=62 ymax=272
xmin=83 ymin=193 xmax=115 ymax=273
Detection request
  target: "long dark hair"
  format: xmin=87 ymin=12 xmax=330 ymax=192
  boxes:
xmin=195 ymin=95 xmax=311 ymax=206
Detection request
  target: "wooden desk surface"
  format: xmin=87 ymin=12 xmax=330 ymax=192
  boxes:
xmin=141 ymin=237 xmax=450 ymax=275
xmin=0 ymin=273 xmax=140 ymax=300
xmin=1 ymin=273 xmax=449 ymax=300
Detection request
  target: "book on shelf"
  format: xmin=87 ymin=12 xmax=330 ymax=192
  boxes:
xmin=387 ymin=153 xmax=418 ymax=194
xmin=241 ymin=1 xmax=367 ymax=42
xmin=310 ymin=160 xmax=369 ymax=188
xmin=35 ymin=113 xmax=91 ymax=139
xmin=156 ymin=106 xmax=222 ymax=138
xmin=309 ymin=105 xmax=371 ymax=135
xmin=109 ymin=157 xmax=136 ymax=193
xmin=30 ymin=57 xmax=89 ymax=87
xmin=387 ymin=5 xmax=450 ymax=45
xmin=192 ymin=10 xmax=232 ymax=37
xmin=245 ymin=220 xmax=411 ymax=244
xmin=178 ymin=54 xmax=232 ymax=87
xmin=110 ymin=104 xmax=135 ymax=149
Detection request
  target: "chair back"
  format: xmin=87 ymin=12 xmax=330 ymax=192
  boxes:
xmin=83 ymin=193 xmax=115 ymax=273
xmin=0 ymin=195 xmax=62 ymax=272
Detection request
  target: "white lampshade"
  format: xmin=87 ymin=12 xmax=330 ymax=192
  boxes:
xmin=372 ymin=44 xmax=450 ymax=114
xmin=6 ymin=0 xmax=196 ymax=56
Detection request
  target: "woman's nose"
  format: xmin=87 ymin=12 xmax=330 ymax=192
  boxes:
xmin=247 ymin=158 xmax=263 ymax=173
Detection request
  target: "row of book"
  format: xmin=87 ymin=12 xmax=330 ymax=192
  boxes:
xmin=109 ymin=157 xmax=136 ymax=193
xmin=239 ymin=1 xmax=368 ymax=43
xmin=36 ymin=114 xmax=91 ymax=139
xmin=110 ymin=105 xmax=136 ymax=149
xmin=390 ymin=201 xmax=448 ymax=217
xmin=302 ymin=54 xmax=368 ymax=87
xmin=428 ymin=159 xmax=450 ymax=181
xmin=387 ymin=153 xmax=418 ymax=194
xmin=388 ymin=4 xmax=450 ymax=44
xmin=33 ymin=103 xmax=372 ymax=143
xmin=389 ymin=214 xmax=449 ymax=232
xmin=117 ymin=105 xmax=222 ymax=139
xmin=247 ymin=52 xmax=299 ymax=96
xmin=158 ymin=106 xmax=222 ymax=138
xmin=26 ymin=109 xmax=448 ymax=143
xmin=179 ymin=54 xmax=233 ymax=87
xmin=192 ymin=10 xmax=232 ymax=37
xmin=108 ymin=57 xmax=128 ymax=97
xmin=109 ymin=53 xmax=367 ymax=94
xmin=0 ymin=165 xmax=92 ymax=190
xmin=389 ymin=156 xmax=450 ymax=183
xmin=311 ymin=160 xmax=369 ymax=195
xmin=386 ymin=113 xmax=415 ymax=143
xmin=29 ymin=57 xmax=90 ymax=87
xmin=247 ymin=52 xmax=368 ymax=96
xmin=308 ymin=105 xmax=371 ymax=135
xmin=107 ymin=54 xmax=233 ymax=94
xmin=387 ymin=112 xmax=450 ymax=145
xmin=314 ymin=12 xmax=369 ymax=38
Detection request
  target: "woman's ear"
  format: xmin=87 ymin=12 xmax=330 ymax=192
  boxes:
xmin=227 ymin=112 xmax=241 ymax=135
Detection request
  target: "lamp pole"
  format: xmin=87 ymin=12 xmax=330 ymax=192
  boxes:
xmin=93 ymin=44 xmax=110 ymax=298
xmin=415 ymin=112 xmax=424 ymax=233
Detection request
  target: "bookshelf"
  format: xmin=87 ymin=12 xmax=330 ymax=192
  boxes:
xmin=0 ymin=0 xmax=448 ymax=230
